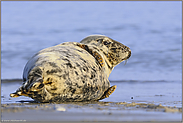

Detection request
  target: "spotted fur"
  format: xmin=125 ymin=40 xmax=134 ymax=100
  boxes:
xmin=10 ymin=35 xmax=131 ymax=103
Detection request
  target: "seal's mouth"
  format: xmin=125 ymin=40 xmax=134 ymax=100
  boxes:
xmin=122 ymin=49 xmax=131 ymax=61
xmin=126 ymin=49 xmax=131 ymax=59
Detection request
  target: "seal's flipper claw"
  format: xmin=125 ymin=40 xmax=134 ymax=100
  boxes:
xmin=10 ymin=90 xmax=29 ymax=97
xmin=99 ymin=85 xmax=117 ymax=100
xmin=10 ymin=92 xmax=20 ymax=98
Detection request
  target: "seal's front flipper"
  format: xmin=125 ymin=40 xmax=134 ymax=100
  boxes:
xmin=99 ymin=85 xmax=117 ymax=100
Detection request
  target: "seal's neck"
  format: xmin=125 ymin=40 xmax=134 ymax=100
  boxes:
xmin=103 ymin=54 xmax=114 ymax=76
xmin=75 ymin=43 xmax=114 ymax=77
xmin=88 ymin=45 xmax=114 ymax=78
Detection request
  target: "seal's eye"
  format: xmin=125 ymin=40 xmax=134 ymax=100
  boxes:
xmin=97 ymin=39 xmax=103 ymax=42
xmin=103 ymin=41 xmax=111 ymax=45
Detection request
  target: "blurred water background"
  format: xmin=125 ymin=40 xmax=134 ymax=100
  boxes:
xmin=1 ymin=2 xmax=182 ymax=121
xmin=1 ymin=1 xmax=182 ymax=81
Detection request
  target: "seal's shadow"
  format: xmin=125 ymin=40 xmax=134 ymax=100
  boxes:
xmin=17 ymin=100 xmax=40 ymax=104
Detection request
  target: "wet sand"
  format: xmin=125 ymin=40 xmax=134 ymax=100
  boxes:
xmin=1 ymin=79 xmax=182 ymax=121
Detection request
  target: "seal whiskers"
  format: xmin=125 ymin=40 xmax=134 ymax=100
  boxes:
xmin=124 ymin=59 xmax=128 ymax=65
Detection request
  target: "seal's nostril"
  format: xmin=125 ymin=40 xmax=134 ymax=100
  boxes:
xmin=127 ymin=49 xmax=131 ymax=59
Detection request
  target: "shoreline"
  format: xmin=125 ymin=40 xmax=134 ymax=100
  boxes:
xmin=1 ymin=79 xmax=182 ymax=121
xmin=1 ymin=101 xmax=182 ymax=121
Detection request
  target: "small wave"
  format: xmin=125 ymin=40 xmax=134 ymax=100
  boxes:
xmin=109 ymin=79 xmax=180 ymax=83
xmin=1 ymin=79 xmax=23 ymax=83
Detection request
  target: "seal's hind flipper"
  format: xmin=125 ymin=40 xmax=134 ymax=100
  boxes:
xmin=99 ymin=85 xmax=117 ymax=100
xmin=10 ymin=93 xmax=20 ymax=97
xmin=10 ymin=84 xmax=25 ymax=97
xmin=10 ymin=78 xmax=44 ymax=98
xmin=10 ymin=90 xmax=29 ymax=97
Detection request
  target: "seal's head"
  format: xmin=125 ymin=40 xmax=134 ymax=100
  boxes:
xmin=80 ymin=35 xmax=131 ymax=68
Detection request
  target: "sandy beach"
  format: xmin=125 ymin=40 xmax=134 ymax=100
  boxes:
xmin=1 ymin=79 xmax=182 ymax=122
xmin=1 ymin=101 xmax=182 ymax=122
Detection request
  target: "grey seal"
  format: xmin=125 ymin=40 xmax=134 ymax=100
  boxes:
xmin=10 ymin=35 xmax=131 ymax=103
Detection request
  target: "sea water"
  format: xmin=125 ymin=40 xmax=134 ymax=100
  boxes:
xmin=1 ymin=1 xmax=181 ymax=81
